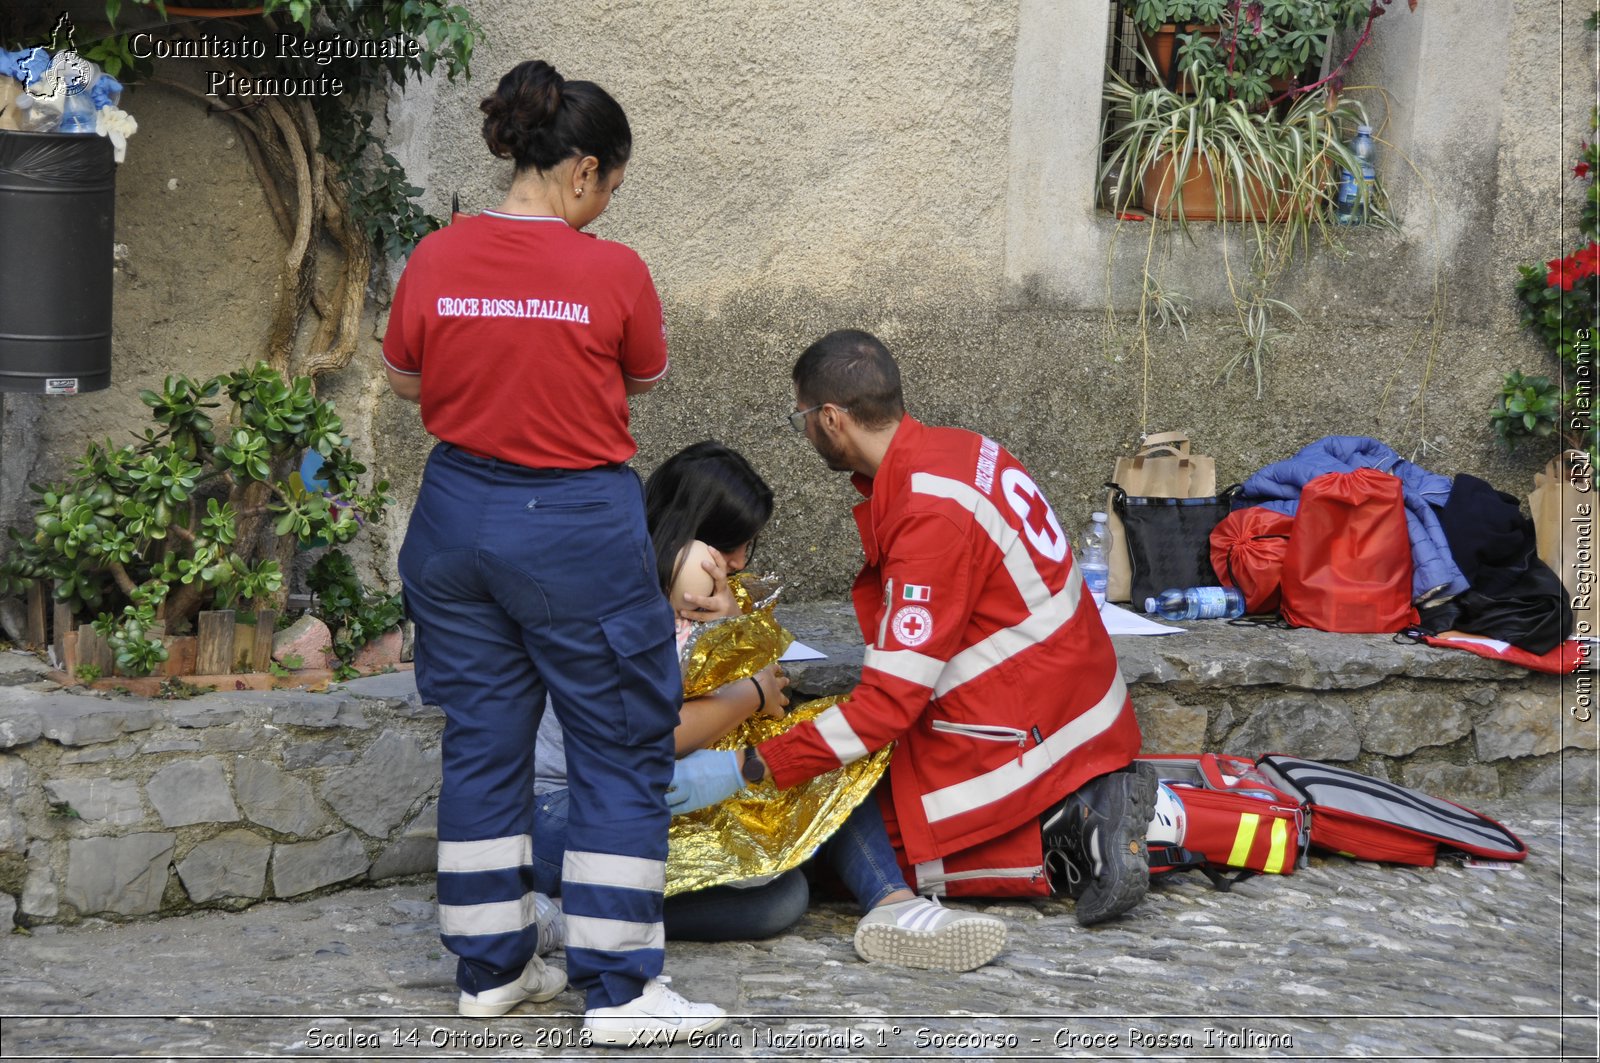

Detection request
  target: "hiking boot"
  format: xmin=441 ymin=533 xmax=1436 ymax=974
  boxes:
xmin=853 ymin=896 xmax=1007 ymax=972
xmin=583 ymin=976 xmax=726 ymax=1047
xmin=1041 ymin=762 xmax=1159 ymax=926
xmin=534 ymin=892 xmax=564 ymax=956
xmin=457 ymin=954 xmax=567 ymax=1018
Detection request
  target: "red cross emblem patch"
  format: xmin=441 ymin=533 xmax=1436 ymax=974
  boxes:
xmin=891 ymin=605 xmax=934 ymax=648
xmin=1000 ymin=467 xmax=1067 ymax=562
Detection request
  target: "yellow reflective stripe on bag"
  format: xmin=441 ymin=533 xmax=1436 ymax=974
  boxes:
xmin=1228 ymin=813 xmax=1261 ymax=867
xmin=1265 ymin=817 xmax=1289 ymax=874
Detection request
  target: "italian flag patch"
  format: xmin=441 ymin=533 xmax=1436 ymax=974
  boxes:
xmin=903 ymin=584 xmax=931 ymax=602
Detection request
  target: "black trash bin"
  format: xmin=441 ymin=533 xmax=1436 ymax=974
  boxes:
xmin=0 ymin=129 xmax=115 ymax=394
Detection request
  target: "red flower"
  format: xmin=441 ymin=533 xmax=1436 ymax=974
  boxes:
xmin=1547 ymin=242 xmax=1600 ymax=290
xmin=1576 ymin=160 xmax=1592 ymax=180
xmin=1575 ymin=241 xmax=1600 ymax=279
xmin=1548 ymin=255 xmax=1580 ymax=291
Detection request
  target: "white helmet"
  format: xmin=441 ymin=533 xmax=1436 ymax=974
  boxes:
xmin=1146 ymin=782 xmax=1187 ymax=847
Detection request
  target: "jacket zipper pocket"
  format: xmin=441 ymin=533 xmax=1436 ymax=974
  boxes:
xmin=525 ymin=498 xmax=606 ymax=511
xmin=931 ymin=720 xmax=1028 ymax=747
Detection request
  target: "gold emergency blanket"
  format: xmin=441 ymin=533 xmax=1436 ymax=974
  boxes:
xmin=665 ymin=577 xmax=893 ymax=896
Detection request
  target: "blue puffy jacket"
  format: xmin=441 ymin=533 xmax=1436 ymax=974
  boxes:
xmin=1236 ymin=436 xmax=1467 ymax=602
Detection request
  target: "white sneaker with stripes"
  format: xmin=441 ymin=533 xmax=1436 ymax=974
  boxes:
xmin=852 ymin=896 xmax=1007 ymax=972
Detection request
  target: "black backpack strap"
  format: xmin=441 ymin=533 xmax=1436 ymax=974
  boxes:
xmin=1148 ymin=844 xmax=1254 ymax=893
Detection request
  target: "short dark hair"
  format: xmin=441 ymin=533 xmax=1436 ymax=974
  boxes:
xmin=479 ymin=60 xmax=632 ymax=176
xmin=645 ymin=441 xmax=774 ymax=593
xmin=791 ymin=330 xmax=905 ymax=430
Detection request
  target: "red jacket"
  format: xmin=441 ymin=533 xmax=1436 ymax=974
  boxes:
xmin=759 ymin=417 xmax=1141 ymax=895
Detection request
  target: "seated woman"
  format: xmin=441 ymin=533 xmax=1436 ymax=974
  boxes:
xmin=531 ymin=441 xmax=1006 ymax=970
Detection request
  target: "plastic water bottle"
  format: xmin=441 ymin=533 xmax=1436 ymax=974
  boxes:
xmin=1333 ymin=125 xmax=1376 ymax=224
xmin=1079 ymin=512 xmax=1111 ymax=601
xmin=12 ymin=92 xmax=60 ymax=133
xmin=57 ymin=88 xmax=95 ymax=134
xmin=1144 ymin=586 xmax=1245 ymax=620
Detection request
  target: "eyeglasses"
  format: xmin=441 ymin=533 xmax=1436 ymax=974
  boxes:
xmin=786 ymin=403 xmax=847 ymax=432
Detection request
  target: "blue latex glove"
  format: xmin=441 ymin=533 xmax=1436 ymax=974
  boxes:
xmin=666 ymin=749 xmax=744 ymax=815
xmin=90 ymin=74 xmax=123 ymax=110
xmin=0 ymin=47 xmax=51 ymax=88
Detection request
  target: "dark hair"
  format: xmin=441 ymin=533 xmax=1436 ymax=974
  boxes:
xmin=791 ymin=329 xmax=905 ymax=430
xmin=645 ymin=441 xmax=774 ymax=593
xmin=479 ymin=60 xmax=632 ymax=175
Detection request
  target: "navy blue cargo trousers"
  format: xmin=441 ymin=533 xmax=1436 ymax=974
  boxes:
xmin=399 ymin=443 xmax=681 ymax=1010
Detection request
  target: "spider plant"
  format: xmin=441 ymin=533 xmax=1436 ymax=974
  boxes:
xmin=1100 ymin=72 xmax=1374 ymax=232
xmin=1099 ymin=72 xmax=1383 ymax=398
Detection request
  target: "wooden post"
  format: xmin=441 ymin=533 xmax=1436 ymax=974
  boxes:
xmin=252 ymin=609 xmax=278 ymax=672
xmin=162 ymin=635 xmax=197 ymax=678
xmin=25 ymin=583 xmax=47 ymax=649
xmin=52 ymin=603 xmax=73 ymax=670
xmin=76 ymin=623 xmax=113 ymax=677
xmin=233 ymin=618 xmax=257 ymax=673
xmin=195 ymin=610 xmax=236 ymax=676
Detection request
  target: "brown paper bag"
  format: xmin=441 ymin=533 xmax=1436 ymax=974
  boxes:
xmin=1529 ymin=449 xmax=1597 ymax=635
xmin=0 ymin=78 xmax=24 ymax=132
xmin=1105 ymin=431 xmax=1218 ymax=601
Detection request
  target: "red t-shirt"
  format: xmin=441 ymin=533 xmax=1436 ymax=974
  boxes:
xmin=382 ymin=211 xmax=669 ymax=469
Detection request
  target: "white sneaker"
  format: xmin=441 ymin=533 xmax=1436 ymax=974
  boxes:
xmin=583 ymin=976 xmax=726 ymax=1047
xmin=457 ymin=954 xmax=567 ymax=1018
xmin=535 ymin=893 xmax=564 ymax=956
xmin=853 ymin=896 xmax=1007 ymax=972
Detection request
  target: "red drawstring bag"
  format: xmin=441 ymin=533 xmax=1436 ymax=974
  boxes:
xmin=1209 ymin=507 xmax=1295 ymax=614
xmin=1280 ymin=469 xmax=1419 ymax=633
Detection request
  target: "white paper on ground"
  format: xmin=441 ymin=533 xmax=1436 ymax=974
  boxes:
xmin=779 ymin=640 xmax=827 ymax=662
xmin=1097 ymin=600 xmax=1185 ymax=636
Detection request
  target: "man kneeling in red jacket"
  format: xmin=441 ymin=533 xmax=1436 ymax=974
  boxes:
xmin=670 ymin=329 xmax=1157 ymax=928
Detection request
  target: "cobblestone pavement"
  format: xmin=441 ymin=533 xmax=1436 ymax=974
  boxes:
xmin=2 ymin=800 xmax=1596 ymax=1061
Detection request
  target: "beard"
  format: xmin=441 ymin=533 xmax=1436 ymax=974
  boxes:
xmin=811 ymin=429 xmax=851 ymax=472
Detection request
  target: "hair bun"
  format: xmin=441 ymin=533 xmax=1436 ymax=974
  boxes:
xmin=479 ymin=60 xmax=632 ymax=174
xmin=480 ymin=59 xmax=564 ymax=160
xmin=515 ymin=59 xmax=565 ymax=126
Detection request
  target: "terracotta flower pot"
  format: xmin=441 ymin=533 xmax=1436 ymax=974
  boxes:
xmin=1139 ymin=151 xmax=1297 ymax=222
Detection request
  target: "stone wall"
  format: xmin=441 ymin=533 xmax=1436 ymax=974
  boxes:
xmin=3 ymin=607 xmax=1588 ymax=929
xmin=0 ymin=663 xmax=437 ymax=929
xmin=775 ymin=602 xmax=1595 ymax=805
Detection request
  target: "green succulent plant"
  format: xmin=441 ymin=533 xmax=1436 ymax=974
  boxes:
xmin=0 ymin=363 xmax=397 ymax=676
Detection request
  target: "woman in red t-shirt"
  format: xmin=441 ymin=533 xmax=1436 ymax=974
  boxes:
xmin=382 ymin=59 xmax=723 ymax=1044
